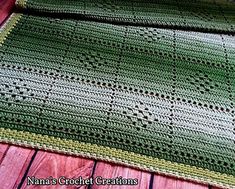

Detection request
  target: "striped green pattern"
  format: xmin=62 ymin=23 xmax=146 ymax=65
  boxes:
xmin=16 ymin=0 xmax=235 ymax=33
xmin=1 ymin=0 xmax=235 ymax=188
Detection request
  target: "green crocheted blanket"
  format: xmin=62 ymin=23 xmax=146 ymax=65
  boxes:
xmin=0 ymin=0 xmax=235 ymax=188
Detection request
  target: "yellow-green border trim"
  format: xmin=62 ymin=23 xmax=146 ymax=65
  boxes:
xmin=0 ymin=128 xmax=234 ymax=189
xmin=15 ymin=0 xmax=27 ymax=8
xmin=0 ymin=13 xmax=22 ymax=47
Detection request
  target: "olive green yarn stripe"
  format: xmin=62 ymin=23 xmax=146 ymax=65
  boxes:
xmin=0 ymin=13 xmax=22 ymax=47
xmin=0 ymin=128 xmax=234 ymax=189
xmin=16 ymin=0 xmax=27 ymax=8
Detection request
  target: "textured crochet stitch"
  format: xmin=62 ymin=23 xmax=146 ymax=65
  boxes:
xmin=0 ymin=0 xmax=235 ymax=188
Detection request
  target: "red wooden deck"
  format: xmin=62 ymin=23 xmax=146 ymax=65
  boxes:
xmin=0 ymin=143 xmax=220 ymax=189
xmin=0 ymin=0 xmax=15 ymax=26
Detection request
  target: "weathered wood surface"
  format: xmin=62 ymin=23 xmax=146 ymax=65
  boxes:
xmin=153 ymin=175 xmax=208 ymax=189
xmin=19 ymin=151 xmax=94 ymax=189
xmin=0 ymin=0 xmax=15 ymax=25
xmin=0 ymin=144 xmax=35 ymax=189
xmin=92 ymin=161 xmax=151 ymax=189
xmin=0 ymin=144 xmax=215 ymax=189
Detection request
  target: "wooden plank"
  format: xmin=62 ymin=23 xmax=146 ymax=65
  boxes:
xmin=92 ymin=161 xmax=151 ymax=189
xmin=19 ymin=150 xmax=95 ymax=189
xmin=0 ymin=145 xmax=35 ymax=189
xmin=0 ymin=0 xmax=15 ymax=25
xmin=153 ymin=175 xmax=208 ymax=189
xmin=0 ymin=143 xmax=9 ymax=161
